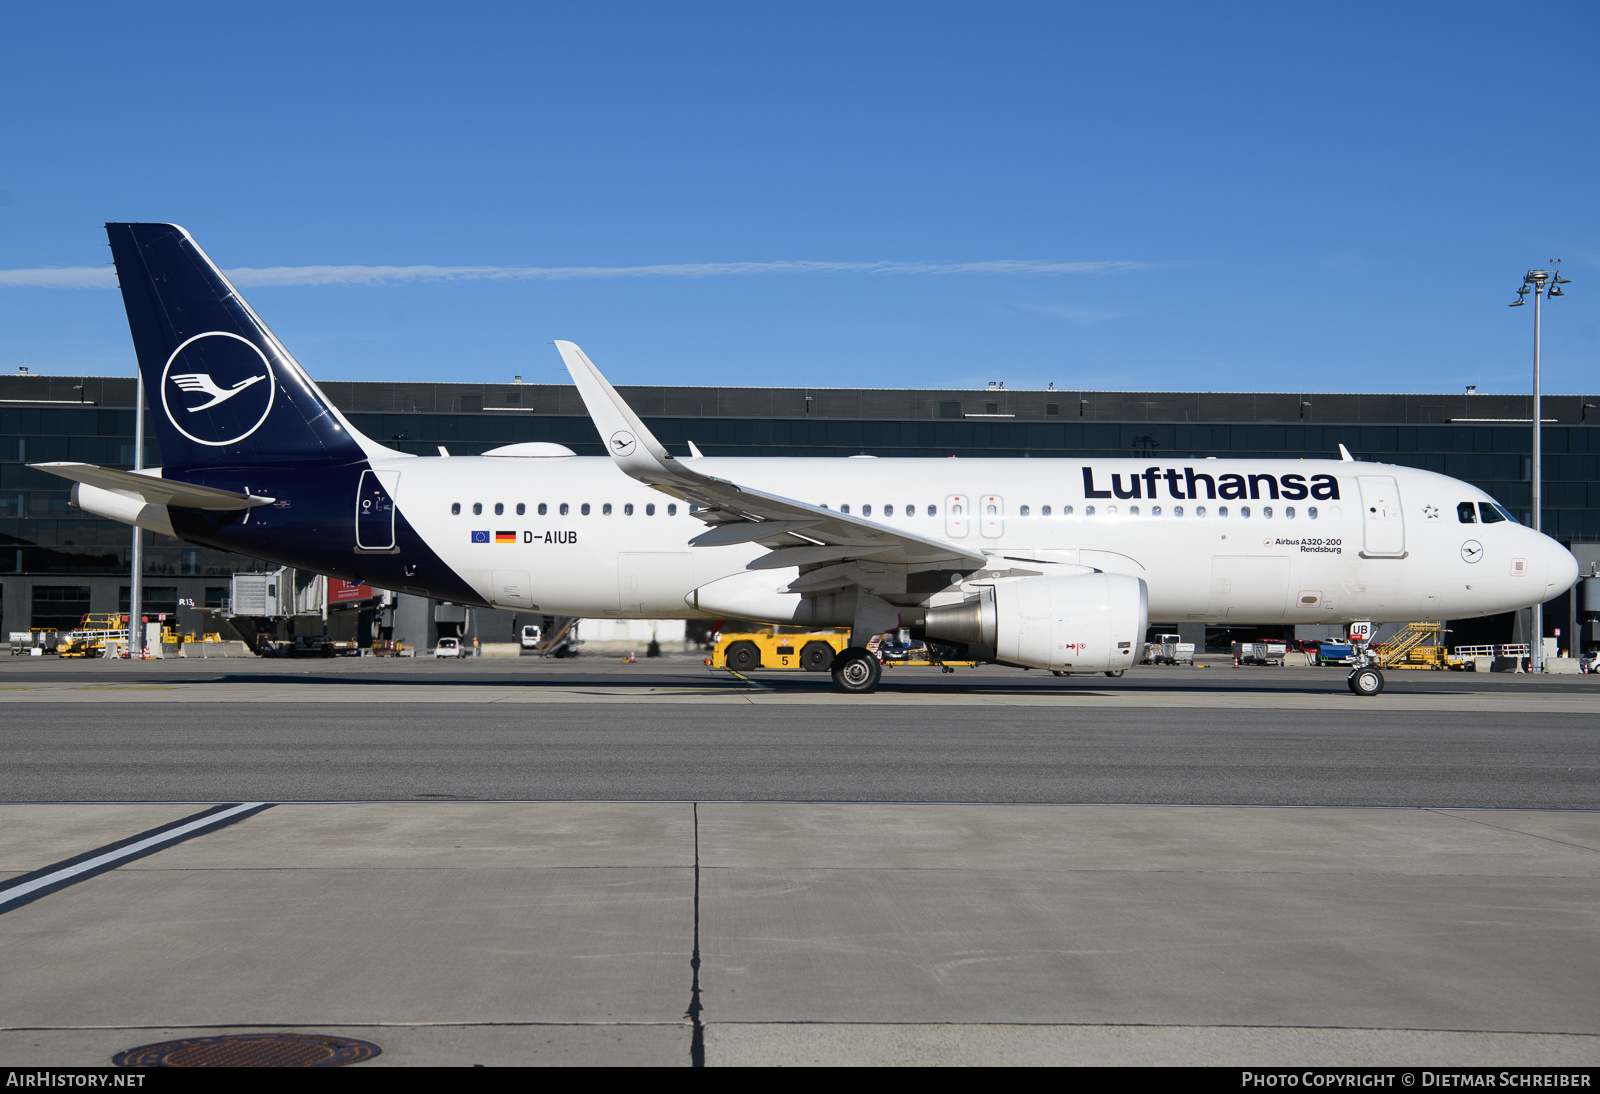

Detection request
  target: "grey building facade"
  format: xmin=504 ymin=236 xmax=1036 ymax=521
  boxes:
xmin=4 ymin=371 xmax=1597 ymax=651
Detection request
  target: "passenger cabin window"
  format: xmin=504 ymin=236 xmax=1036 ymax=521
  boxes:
xmin=1128 ymin=506 xmax=1138 ymax=516
xmin=1218 ymin=506 xmax=1229 ymax=518
xmin=624 ymin=503 xmax=634 ymax=516
xmin=1240 ymin=507 xmax=1249 ymax=518
xmin=472 ymin=503 xmax=482 ymax=515
xmin=1062 ymin=505 xmax=1073 ymax=515
xmin=538 ymin=503 xmax=547 ymax=516
xmin=1151 ymin=505 xmax=1161 ymax=516
xmin=1458 ymin=502 xmax=1477 ymax=523
xmin=1174 ymin=506 xmax=1183 ymax=517
xmin=1263 ymin=507 xmax=1272 ymax=518
xmin=1041 ymin=505 xmax=1051 ymax=516
xmin=1196 ymin=506 xmax=1207 ymax=517
xmin=926 ymin=505 xmax=937 ymax=517
xmin=516 ymin=503 xmax=525 ymax=516
xmin=1285 ymin=507 xmax=1294 ymax=518
xmin=667 ymin=504 xmax=677 ymax=516
xmin=1019 ymin=505 xmax=1030 ymax=517
xmin=581 ymin=503 xmax=591 ymax=516
xmin=559 ymin=503 xmax=569 ymax=516
xmin=841 ymin=504 xmax=851 ymax=514
xmin=1308 ymin=507 xmax=1318 ymax=519
xmin=602 ymin=503 xmax=612 ymax=515
xmin=494 ymin=502 xmax=504 ymax=516
xmin=1478 ymin=502 xmax=1506 ymax=524
xmin=451 ymin=503 xmax=460 ymax=515
xmin=862 ymin=504 xmax=872 ymax=516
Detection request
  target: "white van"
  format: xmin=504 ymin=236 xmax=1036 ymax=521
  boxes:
xmin=520 ymin=624 xmax=542 ymax=650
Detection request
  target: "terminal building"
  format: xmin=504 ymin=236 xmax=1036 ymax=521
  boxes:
xmin=3 ymin=370 xmax=1597 ymax=654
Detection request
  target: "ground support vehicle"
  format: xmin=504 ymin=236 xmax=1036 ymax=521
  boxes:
xmin=1233 ymin=641 xmax=1288 ymax=666
xmin=433 ymin=637 xmax=464 ymax=659
xmin=711 ymin=629 xmax=850 ymax=672
xmin=1142 ymin=633 xmax=1196 ymax=665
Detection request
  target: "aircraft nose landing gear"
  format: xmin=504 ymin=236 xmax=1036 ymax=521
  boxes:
xmin=1348 ymin=665 xmax=1385 ymax=696
xmin=831 ymin=647 xmax=882 ymax=693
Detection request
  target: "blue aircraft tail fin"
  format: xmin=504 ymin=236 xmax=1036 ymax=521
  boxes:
xmin=106 ymin=222 xmax=374 ymax=468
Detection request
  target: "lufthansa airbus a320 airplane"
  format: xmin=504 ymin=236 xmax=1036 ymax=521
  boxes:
xmin=33 ymin=224 xmax=1579 ymax=695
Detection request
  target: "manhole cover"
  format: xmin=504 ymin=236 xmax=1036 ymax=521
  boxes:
xmin=114 ymin=1033 xmax=382 ymax=1067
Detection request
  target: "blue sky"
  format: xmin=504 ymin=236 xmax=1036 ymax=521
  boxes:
xmin=1 ymin=2 xmax=1595 ymax=394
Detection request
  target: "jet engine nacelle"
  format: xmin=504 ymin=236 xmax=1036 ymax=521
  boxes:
xmin=925 ymin=572 xmax=1149 ymax=672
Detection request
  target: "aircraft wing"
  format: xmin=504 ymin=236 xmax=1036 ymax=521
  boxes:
xmin=30 ymin=463 xmax=276 ymax=510
xmin=554 ymin=341 xmax=986 ymax=580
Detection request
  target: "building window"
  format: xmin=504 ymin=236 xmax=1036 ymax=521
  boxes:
xmin=32 ymin=585 xmax=90 ymax=630
xmin=205 ymin=587 xmax=227 ymax=608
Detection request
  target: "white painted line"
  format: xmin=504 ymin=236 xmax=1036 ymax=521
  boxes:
xmin=0 ymin=802 xmax=268 ymax=910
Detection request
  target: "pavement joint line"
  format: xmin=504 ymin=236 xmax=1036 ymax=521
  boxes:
xmin=686 ymin=802 xmax=705 ymax=1068
xmin=0 ymin=802 xmax=274 ymax=915
xmin=1427 ymin=808 xmax=1600 ymax=855
xmin=1 ymin=800 xmax=1598 ymax=810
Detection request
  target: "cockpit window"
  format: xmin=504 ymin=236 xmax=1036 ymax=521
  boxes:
xmin=1478 ymin=502 xmax=1507 ymax=524
xmin=1457 ymin=502 xmax=1477 ymax=523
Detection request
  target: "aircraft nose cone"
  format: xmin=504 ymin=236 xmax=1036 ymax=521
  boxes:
xmin=1548 ymin=539 xmax=1579 ymax=594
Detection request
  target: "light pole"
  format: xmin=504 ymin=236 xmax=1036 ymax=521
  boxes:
xmin=1509 ymin=261 xmax=1570 ymax=671
xmin=129 ymin=374 xmax=145 ymax=659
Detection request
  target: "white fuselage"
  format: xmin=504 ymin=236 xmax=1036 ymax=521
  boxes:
xmin=378 ymin=454 xmax=1576 ymax=625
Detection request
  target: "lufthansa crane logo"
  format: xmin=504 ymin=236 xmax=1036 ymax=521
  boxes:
xmin=609 ymin=430 xmax=637 ymax=457
xmin=160 ymin=332 xmax=276 ymax=447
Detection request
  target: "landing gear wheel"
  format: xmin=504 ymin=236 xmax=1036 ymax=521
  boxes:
xmin=726 ymin=641 xmax=761 ymax=672
xmin=1104 ymin=670 xmax=1125 ymax=678
xmin=1051 ymin=670 xmax=1068 ymax=677
xmin=831 ymin=647 xmax=882 ymax=694
xmin=1348 ymin=666 xmax=1384 ymax=696
xmin=799 ymin=641 xmax=834 ymax=673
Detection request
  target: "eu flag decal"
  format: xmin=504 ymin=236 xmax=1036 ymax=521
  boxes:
xmin=471 ymin=530 xmax=490 ymax=543
xmin=495 ymin=531 xmax=516 ymax=543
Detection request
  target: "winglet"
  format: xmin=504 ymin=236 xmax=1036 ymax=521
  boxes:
xmin=1338 ymin=444 xmax=1354 ymax=462
xmin=554 ymin=341 xmax=687 ymax=485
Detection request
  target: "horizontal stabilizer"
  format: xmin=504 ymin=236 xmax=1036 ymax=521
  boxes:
xmin=30 ymin=462 xmax=275 ymax=510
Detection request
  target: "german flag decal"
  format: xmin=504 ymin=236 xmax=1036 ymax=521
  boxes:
xmin=495 ymin=531 xmax=516 ymax=543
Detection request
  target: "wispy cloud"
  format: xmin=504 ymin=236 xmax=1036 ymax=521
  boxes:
xmin=0 ymin=258 xmax=1148 ymax=289
xmin=1011 ymin=301 xmax=1134 ymax=325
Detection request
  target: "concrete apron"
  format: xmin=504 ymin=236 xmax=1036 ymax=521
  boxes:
xmin=1 ymin=802 xmax=1597 ymax=1067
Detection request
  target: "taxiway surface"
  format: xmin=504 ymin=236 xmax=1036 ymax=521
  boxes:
xmin=1 ymin=656 xmax=1596 ymax=1067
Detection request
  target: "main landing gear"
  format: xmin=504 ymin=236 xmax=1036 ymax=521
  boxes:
xmin=831 ymin=647 xmax=882 ymax=694
xmin=1347 ymin=665 xmax=1385 ymax=696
